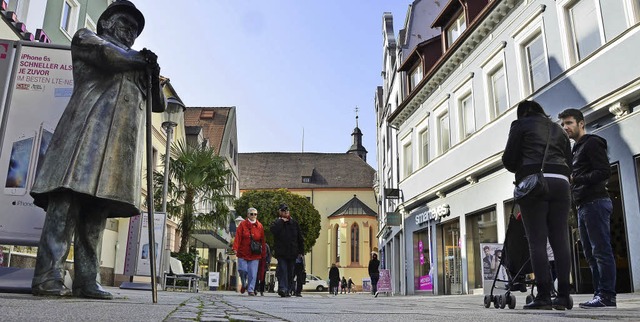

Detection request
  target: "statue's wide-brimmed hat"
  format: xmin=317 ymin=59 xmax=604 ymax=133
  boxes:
xmin=97 ymin=0 xmax=145 ymax=36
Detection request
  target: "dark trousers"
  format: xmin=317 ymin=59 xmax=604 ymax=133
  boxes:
xmin=294 ymin=266 xmax=305 ymax=294
xmin=33 ymin=192 xmax=108 ymax=290
xmin=275 ymin=258 xmax=295 ymax=293
xmin=370 ymin=273 xmax=380 ymax=294
xmin=519 ymin=177 xmax=571 ymax=297
xmin=578 ymin=197 xmax=616 ymax=298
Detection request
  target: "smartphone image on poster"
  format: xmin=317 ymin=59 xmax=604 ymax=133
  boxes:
xmin=4 ymin=133 xmax=36 ymax=195
xmin=32 ymin=123 xmax=55 ymax=184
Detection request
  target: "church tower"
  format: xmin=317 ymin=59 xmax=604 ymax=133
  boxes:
xmin=347 ymin=106 xmax=367 ymax=161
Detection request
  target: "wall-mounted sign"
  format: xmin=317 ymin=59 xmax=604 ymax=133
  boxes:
xmin=414 ymin=204 xmax=450 ymax=226
xmin=385 ymin=212 xmax=401 ymax=226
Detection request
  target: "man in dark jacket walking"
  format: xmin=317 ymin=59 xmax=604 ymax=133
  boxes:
xmin=270 ymin=203 xmax=304 ymax=297
xmin=560 ymin=108 xmax=616 ymax=309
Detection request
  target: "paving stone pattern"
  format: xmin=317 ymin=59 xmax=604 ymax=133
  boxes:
xmin=165 ymin=294 xmax=288 ymax=322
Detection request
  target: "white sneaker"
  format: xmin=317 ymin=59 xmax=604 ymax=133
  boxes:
xmin=375 ymin=291 xmax=379 ymax=298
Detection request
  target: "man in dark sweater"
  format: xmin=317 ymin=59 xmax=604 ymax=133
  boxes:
xmin=270 ymin=203 xmax=304 ymax=297
xmin=559 ymin=108 xmax=616 ymax=309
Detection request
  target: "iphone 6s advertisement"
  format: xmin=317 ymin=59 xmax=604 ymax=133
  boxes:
xmin=0 ymin=42 xmax=72 ymax=245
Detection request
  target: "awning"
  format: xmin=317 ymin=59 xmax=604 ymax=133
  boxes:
xmin=191 ymin=229 xmax=231 ymax=249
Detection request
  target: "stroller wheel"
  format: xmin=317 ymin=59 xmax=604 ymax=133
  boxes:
xmin=526 ymin=294 xmax=534 ymax=304
xmin=483 ymin=295 xmax=492 ymax=308
xmin=567 ymin=295 xmax=573 ymax=310
xmin=499 ymin=295 xmax=507 ymax=309
xmin=494 ymin=296 xmax=500 ymax=309
xmin=508 ymin=294 xmax=517 ymax=309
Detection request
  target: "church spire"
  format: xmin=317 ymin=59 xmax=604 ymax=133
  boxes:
xmin=347 ymin=106 xmax=367 ymax=161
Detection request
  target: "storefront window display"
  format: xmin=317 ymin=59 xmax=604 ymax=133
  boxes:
xmin=465 ymin=208 xmax=498 ymax=290
xmin=413 ymin=229 xmax=433 ymax=292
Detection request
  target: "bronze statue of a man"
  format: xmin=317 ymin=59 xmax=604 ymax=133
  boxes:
xmin=30 ymin=0 xmax=165 ymax=299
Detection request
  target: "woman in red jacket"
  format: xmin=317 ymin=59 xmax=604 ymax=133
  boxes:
xmin=232 ymin=207 xmax=266 ymax=295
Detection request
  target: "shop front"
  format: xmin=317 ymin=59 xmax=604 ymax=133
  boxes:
xmin=405 ymin=203 xmax=450 ymax=295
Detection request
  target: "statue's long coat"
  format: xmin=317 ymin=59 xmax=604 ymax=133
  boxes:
xmin=30 ymin=28 xmax=165 ymax=218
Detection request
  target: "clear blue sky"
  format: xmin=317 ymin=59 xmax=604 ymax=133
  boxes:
xmin=135 ymin=1 xmax=411 ymax=169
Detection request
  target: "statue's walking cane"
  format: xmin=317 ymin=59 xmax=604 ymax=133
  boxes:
xmin=145 ymin=63 xmax=158 ymax=303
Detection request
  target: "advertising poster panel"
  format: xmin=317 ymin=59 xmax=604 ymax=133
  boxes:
xmin=0 ymin=40 xmax=16 ymax=122
xmin=0 ymin=43 xmax=72 ymax=245
xmin=134 ymin=212 xmax=166 ymax=277
xmin=480 ymin=242 xmax=507 ymax=294
xmin=208 ymin=272 xmax=219 ymax=290
xmin=377 ymin=269 xmax=392 ymax=293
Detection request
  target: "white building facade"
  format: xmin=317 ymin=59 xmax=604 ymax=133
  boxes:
xmin=378 ymin=0 xmax=640 ymax=295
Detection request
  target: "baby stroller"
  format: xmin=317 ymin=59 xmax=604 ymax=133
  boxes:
xmin=483 ymin=210 xmax=536 ymax=309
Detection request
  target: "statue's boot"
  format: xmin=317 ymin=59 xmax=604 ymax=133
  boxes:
xmin=72 ymin=205 xmax=111 ymax=300
xmin=32 ymin=280 xmax=72 ymax=297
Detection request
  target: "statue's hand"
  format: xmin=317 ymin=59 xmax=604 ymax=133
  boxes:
xmin=140 ymin=48 xmax=158 ymax=65
xmin=140 ymin=48 xmax=160 ymax=76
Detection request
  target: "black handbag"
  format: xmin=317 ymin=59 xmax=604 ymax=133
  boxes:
xmin=249 ymin=230 xmax=262 ymax=255
xmin=513 ymin=124 xmax=551 ymax=201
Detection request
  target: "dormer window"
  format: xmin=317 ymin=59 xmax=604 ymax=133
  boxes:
xmin=302 ymin=176 xmax=311 ymax=183
xmin=446 ymin=12 xmax=467 ymax=48
xmin=409 ymin=63 xmax=423 ymax=92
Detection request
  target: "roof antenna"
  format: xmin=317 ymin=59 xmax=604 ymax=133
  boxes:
xmin=302 ymin=127 xmax=305 ymax=153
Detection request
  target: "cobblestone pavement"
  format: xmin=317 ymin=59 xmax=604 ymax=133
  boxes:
xmin=165 ymin=291 xmax=640 ymax=322
xmin=165 ymin=294 xmax=288 ymax=322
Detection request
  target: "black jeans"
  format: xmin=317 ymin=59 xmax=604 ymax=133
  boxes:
xmin=519 ymin=177 xmax=571 ymax=297
xmin=275 ymin=258 xmax=295 ymax=293
xmin=370 ymin=273 xmax=380 ymax=294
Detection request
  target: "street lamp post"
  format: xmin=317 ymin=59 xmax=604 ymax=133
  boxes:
xmin=161 ymin=96 xmax=185 ymax=213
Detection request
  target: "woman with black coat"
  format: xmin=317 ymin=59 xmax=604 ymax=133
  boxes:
xmin=502 ymin=100 xmax=573 ymax=310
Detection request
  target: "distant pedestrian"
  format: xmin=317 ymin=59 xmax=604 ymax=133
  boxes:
xmin=329 ymin=263 xmax=340 ymax=296
xmin=256 ymin=244 xmax=271 ymax=296
xmin=340 ymin=277 xmax=347 ymax=294
xmin=560 ymin=108 xmax=616 ymax=309
xmin=369 ymin=252 xmax=380 ymax=297
xmin=347 ymin=277 xmax=355 ymax=293
xmin=270 ymin=203 xmax=304 ymax=298
xmin=232 ymin=207 xmax=266 ymax=296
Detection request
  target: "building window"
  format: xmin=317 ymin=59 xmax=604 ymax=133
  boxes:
xmin=402 ymin=141 xmax=412 ymax=179
xmin=561 ymin=0 xmax=629 ymax=63
xmin=419 ymin=128 xmax=429 ymax=167
xmin=514 ymin=16 xmax=549 ymax=98
xmin=351 ymin=223 xmax=360 ymax=263
xmin=438 ymin=112 xmax=451 ymax=155
xmin=446 ymin=12 xmax=467 ymax=47
xmin=85 ymin=16 xmax=96 ymax=32
xmin=524 ymin=34 xmax=549 ymax=94
xmin=302 ymin=176 xmax=311 ymax=183
xmin=409 ymin=63 xmax=423 ymax=92
xmin=487 ymin=64 xmax=508 ymax=120
xmin=335 ymin=224 xmax=340 ymax=263
xmin=459 ymin=93 xmax=475 ymax=139
xmin=60 ymin=0 xmax=80 ymax=37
